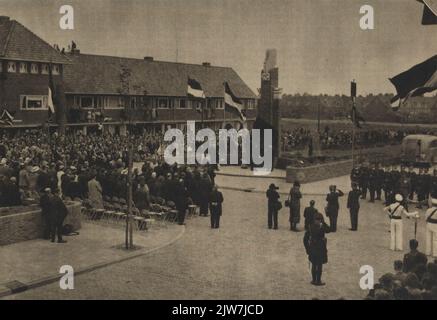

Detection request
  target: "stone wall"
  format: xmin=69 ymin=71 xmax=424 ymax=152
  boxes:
xmin=286 ymin=159 xmax=353 ymax=184
xmin=0 ymin=202 xmax=81 ymax=246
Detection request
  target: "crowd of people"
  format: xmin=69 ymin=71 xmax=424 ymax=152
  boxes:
xmin=0 ymin=129 xmax=223 ymax=229
xmin=366 ymin=239 xmax=437 ymax=300
xmin=281 ymin=126 xmax=436 ymax=152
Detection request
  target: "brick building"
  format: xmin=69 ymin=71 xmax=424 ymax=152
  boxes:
xmin=0 ymin=16 xmax=257 ymax=133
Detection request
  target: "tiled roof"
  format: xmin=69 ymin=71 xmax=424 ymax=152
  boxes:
xmin=63 ymin=53 xmax=257 ymax=99
xmin=0 ymin=17 xmax=70 ymax=64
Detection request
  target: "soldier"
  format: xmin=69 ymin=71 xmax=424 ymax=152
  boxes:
xmin=368 ymin=164 xmax=377 ymax=203
xmin=426 ymin=198 xmax=437 ymax=258
xmin=325 ymin=185 xmax=344 ymax=232
xmin=383 ymin=194 xmax=419 ymax=251
xmin=382 ymin=165 xmax=394 ymax=205
xmin=359 ymin=163 xmax=369 ymax=199
xmin=398 ymin=168 xmax=412 ymax=210
xmin=375 ymin=163 xmax=384 ymax=201
xmin=347 ymin=183 xmax=361 ymax=231
xmin=391 ymin=165 xmax=401 ymax=195
xmin=350 ymin=164 xmax=360 ymax=187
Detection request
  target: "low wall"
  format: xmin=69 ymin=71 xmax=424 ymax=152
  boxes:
xmin=0 ymin=201 xmax=81 ymax=246
xmin=286 ymin=159 xmax=353 ymax=184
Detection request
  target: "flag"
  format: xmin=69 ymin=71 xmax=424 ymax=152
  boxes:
xmin=419 ymin=0 xmax=437 ymax=25
xmin=0 ymin=109 xmax=14 ymax=126
xmin=390 ymin=98 xmax=401 ymax=112
xmin=48 ymin=64 xmax=56 ymax=119
xmin=224 ymin=82 xmax=246 ymax=122
xmin=389 ymin=55 xmax=437 ymax=107
xmin=187 ymin=77 xmax=206 ymax=99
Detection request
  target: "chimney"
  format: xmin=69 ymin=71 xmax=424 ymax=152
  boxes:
xmin=202 ymin=62 xmax=211 ymax=67
xmin=144 ymin=56 xmax=154 ymax=61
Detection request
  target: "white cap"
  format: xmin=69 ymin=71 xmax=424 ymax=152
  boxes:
xmin=395 ymin=194 xmax=403 ymax=202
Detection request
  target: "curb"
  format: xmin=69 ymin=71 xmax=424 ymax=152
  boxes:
xmin=216 ymin=172 xmax=286 ymax=180
xmin=0 ymin=225 xmax=185 ymax=299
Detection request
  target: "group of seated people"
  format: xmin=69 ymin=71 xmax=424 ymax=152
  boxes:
xmin=366 ymin=239 xmax=437 ymax=300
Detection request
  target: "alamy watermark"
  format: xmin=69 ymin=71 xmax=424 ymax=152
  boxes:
xmin=163 ymin=121 xmax=273 ymax=175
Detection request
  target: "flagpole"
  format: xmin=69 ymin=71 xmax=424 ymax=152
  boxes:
xmin=352 ymin=98 xmax=356 ymax=168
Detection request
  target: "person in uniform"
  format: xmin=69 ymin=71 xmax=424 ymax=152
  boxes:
xmin=383 ymin=194 xmax=419 ymax=251
xmin=266 ymin=183 xmax=280 ymax=230
xmin=375 ymin=163 xmax=384 ymax=201
xmin=350 ymin=165 xmax=360 ymax=187
xmin=288 ymin=181 xmax=302 ymax=232
xmin=209 ymin=185 xmax=224 ymax=229
xmin=359 ymin=163 xmax=369 ymax=199
xmin=430 ymin=169 xmax=437 ymax=200
xmin=174 ymin=178 xmax=189 ymax=225
xmin=398 ymin=169 xmax=412 ymax=210
xmin=382 ymin=165 xmax=394 ymax=206
xmin=347 ymin=183 xmax=361 ymax=231
xmin=325 ymin=185 xmax=344 ymax=232
xmin=368 ymin=164 xmax=377 ymax=203
xmin=391 ymin=165 xmax=401 ymax=196
xmin=303 ymin=212 xmax=330 ymax=286
xmin=423 ymin=167 xmax=432 ymax=207
xmin=425 ymin=198 xmax=437 ymax=258
xmin=303 ymin=200 xmax=318 ymax=231
xmin=403 ymin=239 xmax=428 ymax=273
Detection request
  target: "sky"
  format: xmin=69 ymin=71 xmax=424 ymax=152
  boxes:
xmin=1 ymin=0 xmax=436 ymax=96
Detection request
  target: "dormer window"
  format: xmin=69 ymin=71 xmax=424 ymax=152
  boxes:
xmin=41 ymin=64 xmax=49 ymax=74
xmin=30 ymin=63 xmax=39 ymax=74
xmin=19 ymin=62 xmax=28 ymax=73
xmin=52 ymin=65 xmax=60 ymax=75
xmin=7 ymin=61 xmax=16 ymax=73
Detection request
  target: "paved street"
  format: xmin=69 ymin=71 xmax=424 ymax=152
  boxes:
xmin=3 ymin=173 xmax=430 ymax=300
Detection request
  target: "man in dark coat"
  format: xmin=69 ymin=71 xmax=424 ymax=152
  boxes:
xmin=134 ymin=178 xmax=150 ymax=213
xmin=358 ymin=164 xmax=369 ymax=199
xmin=303 ymin=212 xmax=330 ymax=286
xmin=368 ymin=164 xmax=377 ymax=203
xmin=347 ymin=183 xmax=361 ymax=231
xmin=209 ymin=185 xmax=224 ymax=229
xmin=39 ymin=188 xmax=53 ymax=240
xmin=266 ymin=183 xmax=280 ymax=230
xmin=198 ymin=173 xmax=212 ymax=217
xmin=325 ymin=185 xmax=344 ymax=232
xmin=403 ymin=239 xmax=428 ymax=275
xmin=174 ymin=179 xmax=189 ymax=225
xmin=51 ymin=189 xmax=68 ymax=243
xmin=303 ymin=200 xmax=318 ymax=231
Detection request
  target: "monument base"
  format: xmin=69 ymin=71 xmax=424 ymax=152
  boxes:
xmin=0 ymin=201 xmax=82 ymax=246
xmin=286 ymin=159 xmax=353 ymax=184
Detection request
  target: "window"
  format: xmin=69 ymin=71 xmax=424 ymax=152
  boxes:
xmin=20 ymin=95 xmax=48 ymax=110
xmin=41 ymin=64 xmax=49 ymax=75
xmin=7 ymin=61 xmax=16 ymax=73
xmin=157 ymin=98 xmax=168 ymax=109
xmin=19 ymin=62 xmax=28 ymax=73
xmin=178 ymin=99 xmax=186 ymax=109
xmin=217 ymin=99 xmax=224 ymax=109
xmin=52 ymin=65 xmax=60 ymax=75
xmin=80 ymin=96 xmax=95 ymax=108
xmin=30 ymin=63 xmax=39 ymax=74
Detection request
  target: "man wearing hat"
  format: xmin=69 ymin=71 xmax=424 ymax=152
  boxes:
xmin=325 ymin=185 xmax=344 ymax=232
xmin=39 ymin=187 xmax=53 ymax=240
xmin=266 ymin=183 xmax=280 ymax=230
xmin=383 ymin=194 xmax=419 ymax=251
xmin=347 ymin=183 xmax=361 ymax=231
xmin=425 ymin=198 xmax=437 ymax=258
xmin=303 ymin=200 xmax=319 ymax=231
xmin=287 ymin=181 xmax=302 ymax=232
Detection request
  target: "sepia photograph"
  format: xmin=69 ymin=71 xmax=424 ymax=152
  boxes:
xmin=0 ymin=0 xmax=437 ymax=306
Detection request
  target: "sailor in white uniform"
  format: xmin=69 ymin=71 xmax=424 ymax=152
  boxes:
xmin=425 ymin=198 xmax=437 ymax=257
xmin=383 ymin=194 xmax=419 ymax=251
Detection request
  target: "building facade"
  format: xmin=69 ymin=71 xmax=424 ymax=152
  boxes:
xmin=0 ymin=16 xmax=257 ymax=134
